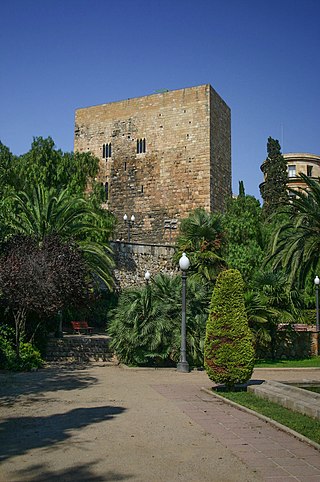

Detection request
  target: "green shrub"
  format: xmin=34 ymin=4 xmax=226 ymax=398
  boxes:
xmin=0 ymin=324 xmax=43 ymax=371
xmin=13 ymin=342 xmax=43 ymax=371
xmin=204 ymin=269 xmax=255 ymax=388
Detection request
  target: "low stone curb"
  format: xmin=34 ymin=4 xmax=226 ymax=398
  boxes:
xmin=200 ymin=387 xmax=320 ymax=452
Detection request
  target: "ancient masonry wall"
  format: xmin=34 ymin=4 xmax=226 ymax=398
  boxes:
xmin=111 ymin=242 xmax=176 ymax=290
xmin=74 ymin=84 xmax=231 ymax=243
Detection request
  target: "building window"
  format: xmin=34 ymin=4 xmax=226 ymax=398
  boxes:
xmin=307 ymin=165 xmax=313 ymax=177
xmin=105 ymin=182 xmax=109 ymax=201
xmin=137 ymin=138 xmax=146 ymax=154
xmin=102 ymin=143 xmax=112 ymax=158
xmin=288 ymin=165 xmax=296 ymax=178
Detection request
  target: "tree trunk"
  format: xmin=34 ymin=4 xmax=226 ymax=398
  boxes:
xmin=13 ymin=308 xmax=27 ymax=357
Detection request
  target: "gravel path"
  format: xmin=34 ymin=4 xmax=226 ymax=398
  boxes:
xmin=0 ymin=365 xmax=319 ymax=482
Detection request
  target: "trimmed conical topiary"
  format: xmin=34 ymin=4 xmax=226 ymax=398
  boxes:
xmin=204 ymin=269 xmax=255 ymax=388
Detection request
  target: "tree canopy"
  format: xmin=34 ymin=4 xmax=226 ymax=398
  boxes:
xmin=223 ymin=181 xmax=264 ymax=283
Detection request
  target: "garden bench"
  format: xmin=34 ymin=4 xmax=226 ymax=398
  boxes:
xmin=71 ymin=321 xmax=93 ymax=335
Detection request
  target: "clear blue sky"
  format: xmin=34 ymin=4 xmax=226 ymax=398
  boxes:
xmin=1 ymin=0 xmax=319 ymax=199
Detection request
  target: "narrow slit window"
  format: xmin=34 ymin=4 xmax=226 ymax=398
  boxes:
xmin=103 ymin=143 xmax=112 ymax=158
xmin=105 ymin=182 xmax=109 ymax=201
xmin=307 ymin=165 xmax=313 ymax=177
xmin=141 ymin=185 xmax=144 ymax=193
xmin=124 ymin=161 xmax=127 ymax=171
xmin=137 ymin=138 xmax=146 ymax=154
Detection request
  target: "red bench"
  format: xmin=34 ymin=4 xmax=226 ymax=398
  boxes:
xmin=71 ymin=321 xmax=93 ymax=335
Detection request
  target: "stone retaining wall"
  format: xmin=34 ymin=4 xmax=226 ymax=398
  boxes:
xmin=257 ymin=324 xmax=319 ymax=360
xmin=111 ymin=241 xmax=176 ymax=290
xmin=46 ymin=336 xmax=113 ymax=363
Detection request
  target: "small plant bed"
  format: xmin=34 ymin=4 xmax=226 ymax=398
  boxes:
xmin=254 ymin=357 xmax=320 ymax=368
xmin=218 ymin=389 xmax=320 ymax=445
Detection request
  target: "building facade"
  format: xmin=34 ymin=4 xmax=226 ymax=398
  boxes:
xmin=74 ymin=84 xmax=231 ymax=244
xmin=284 ymin=153 xmax=320 ymax=191
xmin=260 ymin=152 xmax=320 ymax=196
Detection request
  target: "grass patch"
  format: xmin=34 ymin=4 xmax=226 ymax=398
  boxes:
xmin=254 ymin=356 xmax=320 ymax=368
xmin=219 ymin=390 xmax=320 ymax=445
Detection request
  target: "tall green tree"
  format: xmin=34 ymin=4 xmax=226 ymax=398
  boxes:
xmin=260 ymin=137 xmax=288 ymax=217
xmin=16 ymin=137 xmax=100 ymax=195
xmin=223 ymin=182 xmax=264 ymax=284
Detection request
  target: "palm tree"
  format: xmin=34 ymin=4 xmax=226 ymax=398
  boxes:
xmin=175 ymin=208 xmax=226 ymax=285
xmin=108 ymin=273 xmax=209 ymax=367
xmin=267 ymin=174 xmax=320 ymax=289
xmin=5 ymin=185 xmax=116 ymax=289
xmin=108 ymin=279 xmax=181 ymax=365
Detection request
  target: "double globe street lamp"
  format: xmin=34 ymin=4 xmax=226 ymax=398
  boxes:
xmin=123 ymin=214 xmax=135 ymax=242
xmin=177 ymin=252 xmax=190 ymax=373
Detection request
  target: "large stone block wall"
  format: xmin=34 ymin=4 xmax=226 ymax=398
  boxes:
xmin=111 ymin=242 xmax=176 ymax=290
xmin=210 ymin=86 xmax=232 ymax=211
xmin=74 ymin=84 xmax=231 ymax=243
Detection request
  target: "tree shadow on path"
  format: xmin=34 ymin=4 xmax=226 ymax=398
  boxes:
xmin=0 ymin=364 xmax=99 ymax=407
xmin=13 ymin=462 xmax=133 ymax=482
xmin=0 ymin=405 xmax=126 ymax=462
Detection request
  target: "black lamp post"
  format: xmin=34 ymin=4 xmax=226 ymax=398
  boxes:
xmin=177 ymin=253 xmax=190 ymax=373
xmin=56 ymin=310 xmax=63 ymax=338
xmin=314 ymin=275 xmax=320 ymax=332
xmin=123 ymin=214 xmax=135 ymax=242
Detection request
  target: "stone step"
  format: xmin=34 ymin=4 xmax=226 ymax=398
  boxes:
xmin=248 ymin=380 xmax=320 ymax=420
xmin=46 ymin=335 xmax=114 ymax=363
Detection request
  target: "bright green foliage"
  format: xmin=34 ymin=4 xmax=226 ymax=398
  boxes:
xmin=14 ymin=137 xmax=100 ymax=195
xmin=260 ymin=137 xmax=288 ymax=217
xmin=267 ymin=174 xmax=320 ymax=289
xmin=204 ymin=269 xmax=255 ymax=388
xmin=175 ymin=208 xmax=226 ymax=285
xmin=223 ymin=182 xmax=264 ymax=283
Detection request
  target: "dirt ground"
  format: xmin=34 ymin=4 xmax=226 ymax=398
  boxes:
xmin=0 ymin=365 xmax=319 ymax=482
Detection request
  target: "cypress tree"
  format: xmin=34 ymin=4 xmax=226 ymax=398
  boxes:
xmin=204 ymin=269 xmax=255 ymax=389
xmin=260 ymin=137 xmax=288 ymax=217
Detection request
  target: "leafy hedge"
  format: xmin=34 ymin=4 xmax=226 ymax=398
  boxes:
xmin=204 ymin=269 xmax=255 ymax=388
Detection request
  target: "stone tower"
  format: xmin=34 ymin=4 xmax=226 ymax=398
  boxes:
xmin=74 ymin=84 xmax=231 ymax=244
